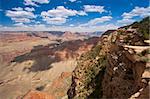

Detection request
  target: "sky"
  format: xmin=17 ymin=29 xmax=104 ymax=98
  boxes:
xmin=0 ymin=0 xmax=149 ymax=32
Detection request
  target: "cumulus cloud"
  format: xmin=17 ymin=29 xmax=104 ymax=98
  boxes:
xmin=41 ymin=6 xmax=78 ymax=18
xmin=80 ymin=16 xmax=112 ymax=27
xmin=69 ymin=24 xmax=75 ymax=27
xmin=118 ymin=6 xmax=150 ymax=25
xmin=41 ymin=6 xmax=87 ymax=25
xmin=77 ymin=11 xmax=87 ymax=16
xmin=122 ymin=7 xmax=150 ymax=19
xmin=24 ymin=0 xmax=49 ymax=6
xmin=69 ymin=0 xmax=77 ymax=2
xmin=24 ymin=0 xmax=38 ymax=6
xmin=0 ymin=24 xmax=118 ymax=32
xmin=25 ymin=7 xmax=35 ymax=12
xmin=117 ymin=18 xmax=135 ymax=25
xmin=14 ymin=22 xmax=26 ymax=26
xmin=6 ymin=7 xmax=36 ymax=23
xmin=84 ymin=5 xmax=106 ymax=13
xmin=42 ymin=17 xmax=66 ymax=25
xmin=12 ymin=7 xmax=23 ymax=11
xmin=12 ymin=18 xmax=31 ymax=23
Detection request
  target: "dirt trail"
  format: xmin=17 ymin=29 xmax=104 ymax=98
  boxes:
xmin=123 ymin=45 xmax=150 ymax=53
xmin=144 ymin=40 xmax=150 ymax=44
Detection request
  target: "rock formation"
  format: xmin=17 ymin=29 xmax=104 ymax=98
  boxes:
xmin=0 ymin=32 xmax=100 ymax=98
xmin=67 ymin=17 xmax=150 ymax=99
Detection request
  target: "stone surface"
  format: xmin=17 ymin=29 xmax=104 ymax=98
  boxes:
xmin=67 ymin=18 xmax=150 ymax=99
xmin=23 ymin=91 xmax=56 ymax=99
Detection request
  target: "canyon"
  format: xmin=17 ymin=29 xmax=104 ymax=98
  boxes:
xmin=0 ymin=17 xmax=149 ymax=99
xmin=0 ymin=31 xmax=100 ymax=99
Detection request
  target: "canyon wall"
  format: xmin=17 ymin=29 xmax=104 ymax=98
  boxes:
xmin=68 ymin=17 xmax=150 ymax=99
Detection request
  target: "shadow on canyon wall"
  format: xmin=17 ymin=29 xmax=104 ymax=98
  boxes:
xmin=12 ymin=37 xmax=100 ymax=72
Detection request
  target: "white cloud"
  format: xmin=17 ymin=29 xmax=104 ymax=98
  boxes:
xmin=118 ymin=7 xmax=150 ymax=25
xmin=12 ymin=18 xmax=31 ymax=23
xmin=122 ymin=7 xmax=150 ymax=19
xmin=80 ymin=16 xmax=112 ymax=26
xmin=43 ymin=17 xmax=66 ymax=25
xmin=35 ymin=21 xmax=41 ymax=24
xmin=12 ymin=7 xmax=23 ymax=11
xmin=25 ymin=7 xmax=35 ymax=12
xmin=24 ymin=0 xmax=49 ymax=6
xmin=41 ymin=6 xmax=87 ymax=25
xmin=14 ymin=23 xmax=26 ymax=26
xmin=0 ymin=24 xmax=118 ymax=32
xmin=41 ymin=6 xmax=77 ymax=18
xmin=6 ymin=8 xmax=36 ymax=18
xmin=33 ymin=0 xmax=49 ymax=4
xmin=77 ymin=11 xmax=87 ymax=16
xmin=84 ymin=5 xmax=106 ymax=13
xmin=24 ymin=0 xmax=38 ymax=6
xmin=69 ymin=24 xmax=75 ymax=27
xmin=69 ymin=0 xmax=77 ymax=2
xmin=6 ymin=7 xmax=36 ymax=23
xmin=117 ymin=18 xmax=135 ymax=25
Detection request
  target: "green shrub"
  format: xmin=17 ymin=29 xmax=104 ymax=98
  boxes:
xmin=137 ymin=17 xmax=150 ymax=39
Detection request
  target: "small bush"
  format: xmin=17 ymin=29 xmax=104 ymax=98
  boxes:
xmin=36 ymin=85 xmax=45 ymax=91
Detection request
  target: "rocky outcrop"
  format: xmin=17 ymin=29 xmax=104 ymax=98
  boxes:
xmin=0 ymin=32 xmax=99 ymax=65
xmin=23 ymin=91 xmax=56 ymax=99
xmin=101 ymin=44 xmax=148 ymax=99
xmin=47 ymin=72 xmax=72 ymax=98
xmin=0 ymin=32 xmax=45 ymax=64
xmin=0 ymin=33 xmax=40 ymax=43
xmin=0 ymin=32 xmax=100 ymax=98
xmin=67 ymin=17 xmax=150 ymax=99
xmin=61 ymin=31 xmax=81 ymax=40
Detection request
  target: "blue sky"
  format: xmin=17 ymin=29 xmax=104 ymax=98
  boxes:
xmin=0 ymin=0 xmax=149 ymax=32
